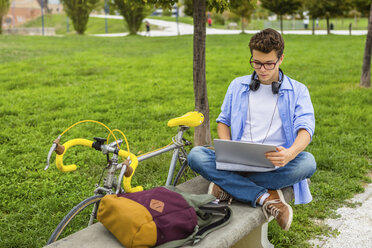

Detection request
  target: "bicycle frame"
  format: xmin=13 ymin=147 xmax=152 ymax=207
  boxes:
xmin=119 ymin=126 xmax=191 ymax=186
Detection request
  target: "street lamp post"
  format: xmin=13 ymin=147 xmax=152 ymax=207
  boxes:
xmin=66 ymin=16 xmax=69 ymax=33
xmin=176 ymin=5 xmax=180 ymax=36
xmin=104 ymin=0 xmax=109 ymax=33
xmin=12 ymin=0 xmax=16 ymax=28
xmin=41 ymin=0 xmax=45 ymax=36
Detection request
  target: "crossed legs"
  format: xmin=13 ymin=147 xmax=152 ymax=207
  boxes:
xmin=187 ymin=146 xmax=316 ymax=207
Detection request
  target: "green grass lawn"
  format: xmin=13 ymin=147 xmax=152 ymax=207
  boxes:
xmin=0 ymin=34 xmax=371 ymax=248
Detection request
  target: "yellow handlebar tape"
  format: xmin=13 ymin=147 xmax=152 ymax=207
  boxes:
xmin=56 ymin=138 xmax=143 ymax=193
xmin=56 ymin=139 xmax=93 ymax=172
xmin=118 ymin=149 xmax=143 ymax=193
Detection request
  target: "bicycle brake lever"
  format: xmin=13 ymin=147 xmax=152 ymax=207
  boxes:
xmin=45 ymin=143 xmax=57 ymax=170
xmin=45 ymin=135 xmax=63 ymax=171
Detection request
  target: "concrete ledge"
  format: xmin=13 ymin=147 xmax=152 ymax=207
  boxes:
xmin=3 ymin=28 xmax=56 ymax=36
xmin=45 ymin=176 xmax=294 ymax=248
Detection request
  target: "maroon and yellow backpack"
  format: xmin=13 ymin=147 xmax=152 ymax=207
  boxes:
xmin=97 ymin=186 xmax=232 ymax=248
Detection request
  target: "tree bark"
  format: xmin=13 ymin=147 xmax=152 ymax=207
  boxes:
xmin=360 ymin=3 xmax=372 ymax=88
xmin=326 ymin=16 xmax=330 ymax=35
xmin=312 ymin=18 xmax=315 ymax=35
xmin=280 ymin=15 xmax=283 ymax=34
xmin=193 ymin=0 xmax=211 ymax=146
xmin=241 ymin=16 xmax=245 ymax=33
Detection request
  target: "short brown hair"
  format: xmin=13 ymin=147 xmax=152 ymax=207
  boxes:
xmin=249 ymin=28 xmax=284 ymax=58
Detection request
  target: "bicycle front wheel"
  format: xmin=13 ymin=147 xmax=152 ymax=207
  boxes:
xmin=47 ymin=194 xmax=104 ymax=245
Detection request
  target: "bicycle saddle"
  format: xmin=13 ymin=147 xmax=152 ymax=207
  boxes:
xmin=167 ymin=111 xmax=204 ymax=127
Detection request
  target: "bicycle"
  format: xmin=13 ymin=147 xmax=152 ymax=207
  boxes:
xmin=44 ymin=111 xmax=204 ymax=245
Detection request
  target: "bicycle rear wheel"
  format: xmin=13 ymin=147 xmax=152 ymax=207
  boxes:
xmin=46 ymin=194 xmax=103 ymax=245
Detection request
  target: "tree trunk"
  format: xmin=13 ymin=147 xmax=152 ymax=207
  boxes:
xmin=280 ymin=15 xmax=283 ymax=34
xmin=312 ymin=18 xmax=315 ymax=35
xmin=241 ymin=16 xmax=245 ymax=33
xmin=326 ymin=16 xmax=330 ymax=35
xmin=128 ymin=14 xmax=137 ymax=35
xmin=360 ymin=3 xmax=372 ymax=88
xmin=0 ymin=17 xmax=2 ymax=34
xmin=193 ymin=0 xmax=211 ymax=146
xmin=354 ymin=14 xmax=358 ymax=28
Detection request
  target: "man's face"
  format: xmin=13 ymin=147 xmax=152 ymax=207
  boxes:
xmin=250 ymin=50 xmax=284 ymax=85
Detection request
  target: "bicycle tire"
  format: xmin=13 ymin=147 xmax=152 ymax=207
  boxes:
xmin=46 ymin=194 xmax=104 ymax=245
xmin=173 ymin=159 xmax=197 ymax=186
xmin=173 ymin=160 xmax=188 ymax=186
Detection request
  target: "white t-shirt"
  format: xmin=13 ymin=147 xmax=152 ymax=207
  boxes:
xmin=241 ymin=84 xmax=286 ymax=146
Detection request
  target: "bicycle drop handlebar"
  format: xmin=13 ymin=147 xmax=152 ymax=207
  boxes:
xmin=45 ymin=138 xmax=142 ymax=193
xmin=44 ymin=111 xmax=204 ymax=194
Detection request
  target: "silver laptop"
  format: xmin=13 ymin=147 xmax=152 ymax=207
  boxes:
xmin=214 ymin=139 xmax=278 ymax=172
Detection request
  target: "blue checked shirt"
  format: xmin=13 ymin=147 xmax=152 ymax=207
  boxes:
xmin=216 ymin=73 xmax=315 ymax=204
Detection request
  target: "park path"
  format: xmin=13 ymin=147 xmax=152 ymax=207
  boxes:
xmin=91 ymin=13 xmax=372 ymax=247
xmin=310 ymin=182 xmax=372 ymax=247
xmin=90 ymin=14 xmax=368 ymax=37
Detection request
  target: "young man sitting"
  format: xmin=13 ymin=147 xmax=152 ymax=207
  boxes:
xmin=188 ymin=28 xmax=316 ymax=231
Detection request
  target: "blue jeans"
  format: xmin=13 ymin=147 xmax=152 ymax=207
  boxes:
xmin=188 ymin=146 xmax=316 ymax=207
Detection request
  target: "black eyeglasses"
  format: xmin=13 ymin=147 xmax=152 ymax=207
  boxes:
xmin=249 ymin=56 xmax=280 ymax=70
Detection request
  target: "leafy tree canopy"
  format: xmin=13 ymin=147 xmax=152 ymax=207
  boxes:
xmin=304 ymin=0 xmax=351 ymax=18
xmin=61 ymin=0 xmax=100 ymax=34
xmin=352 ymin=0 xmax=371 ymax=16
xmin=146 ymin=0 xmax=229 ymax=13
xmin=260 ymin=0 xmax=302 ymax=16
xmin=0 ymin=0 xmax=9 ymax=16
xmin=113 ymin=0 xmax=152 ymax=35
xmin=0 ymin=0 xmax=10 ymax=34
xmin=230 ymin=0 xmax=257 ymax=33
xmin=230 ymin=0 xmax=257 ymax=18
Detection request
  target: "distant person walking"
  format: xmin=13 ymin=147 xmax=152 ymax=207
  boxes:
xmin=303 ymin=18 xmax=309 ymax=29
xmin=145 ymin=20 xmax=150 ymax=36
xmin=208 ymin=17 xmax=212 ymax=27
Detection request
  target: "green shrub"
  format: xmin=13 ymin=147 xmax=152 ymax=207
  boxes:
xmin=162 ymin=8 xmax=172 ymax=16
xmin=212 ymin=13 xmax=226 ymax=25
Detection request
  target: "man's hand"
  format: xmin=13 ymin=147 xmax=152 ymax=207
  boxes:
xmin=265 ymin=146 xmax=295 ymax=167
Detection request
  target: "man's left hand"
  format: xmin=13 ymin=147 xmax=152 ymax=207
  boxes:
xmin=265 ymin=146 xmax=295 ymax=167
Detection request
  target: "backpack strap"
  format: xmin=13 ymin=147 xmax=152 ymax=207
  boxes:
xmin=193 ymin=204 xmax=232 ymax=244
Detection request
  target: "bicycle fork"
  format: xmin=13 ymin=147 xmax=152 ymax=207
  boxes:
xmin=88 ymin=155 xmax=120 ymax=226
xmin=89 ymin=203 xmax=99 ymax=225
